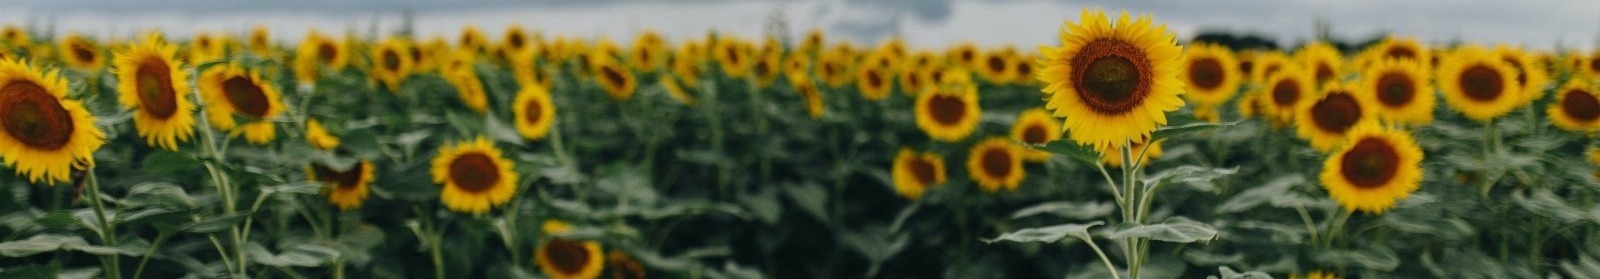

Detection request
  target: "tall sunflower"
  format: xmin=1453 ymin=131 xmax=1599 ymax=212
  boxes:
xmin=1438 ymin=45 xmax=1520 ymax=122
xmin=1320 ymin=124 xmax=1423 ymax=214
xmin=371 ymin=38 xmax=415 ymax=91
xmin=199 ymin=64 xmax=284 ymax=145
xmin=114 ymin=34 xmax=195 ymax=151
xmin=431 ymin=137 xmax=518 ymax=214
xmin=1011 ymin=108 xmax=1061 ymax=162
xmin=1360 ymin=58 xmax=1434 ymax=125
xmin=856 ymin=65 xmax=892 ymax=100
xmin=513 ymin=85 xmax=557 ymax=141
xmin=1296 ymin=42 xmax=1343 ymax=87
xmin=1097 ymin=136 xmax=1162 ymax=168
xmin=536 ymin=220 xmax=605 ymax=279
xmin=1258 ymin=66 xmax=1314 ymax=125
xmin=915 ymin=70 xmax=980 ymax=141
xmin=1039 ymin=9 xmax=1185 ymax=150
xmin=1547 ymin=79 xmax=1600 ymax=132
xmin=0 ymin=58 xmax=105 ymax=185
xmin=968 ymin=137 xmax=1025 ymax=192
xmin=591 ymin=57 xmax=636 ymax=101
xmin=305 ymin=119 xmax=340 ymax=150
xmin=59 ymin=34 xmax=105 ymax=72
xmin=1180 ymin=43 xmax=1241 ymax=106
xmin=891 ymin=148 xmax=947 ymax=201
xmin=308 ymin=160 xmax=374 ymax=211
xmin=1296 ymin=82 xmax=1376 ymax=151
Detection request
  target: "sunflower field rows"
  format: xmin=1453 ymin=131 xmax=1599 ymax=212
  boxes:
xmin=0 ymin=8 xmax=1597 ymax=279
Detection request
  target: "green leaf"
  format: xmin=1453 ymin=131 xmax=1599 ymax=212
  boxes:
xmin=1016 ymin=139 xmax=1100 ymax=164
xmin=141 ymin=151 xmax=200 ymax=174
xmin=182 ymin=212 xmax=249 ymax=233
xmin=783 ymin=182 xmax=830 ymax=224
xmin=485 ymin=114 xmax=525 ymax=146
xmin=1152 ymin=120 xmax=1239 ymax=141
xmin=1184 ymin=250 xmax=1246 ymax=267
xmin=118 ymin=182 xmax=195 ymax=210
xmin=981 ymin=221 xmax=1103 ymax=244
xmin=0 ymin=265 xmax=56 ymax=279
xmin=738 ymin=187 xmax=783 ymax=225
xmin=260 ymin=181 xmax=323 ymax=196
xmin=1208 ymin=266 xmax=1272 ymax=279
xmin=246 ymin=242 xmax=341 ymax=267
xmin=1512 ymin=188 xmax=1588 ymax=223
xmin=1009 ymin=201 xmax=1115 ymax=220
xmin=595 ymin=164 xmax=657 ymax=205
xmin=1560 ymin=254 xmax=1600 ymax=279
xmin=1145 ymin=165 xmax=1238 ymax=192
xmin=33 ymin=211 xmax=83 ymax=230
xmin=94 ymin=109 xmax=135 ymax=128
xmin=0 ymin=234 xmax=85 ymax=257
xmin=1313 ymin=246 xmax=1400 ymax=271
xmin=1107 ymin=217 xmax=1218 ymax=244
xmin=1215 ymin=174 xmax=1305 ymax=214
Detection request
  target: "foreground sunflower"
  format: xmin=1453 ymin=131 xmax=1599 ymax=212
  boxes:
xmin=1097 ymin=136 xmax=1162 ymax=167
xmin=914 ymin=70 xmax=980 ymax=141
xmin=1180 ymin=43 xmax=1241 ymax=106
xmin=537 ymin=220 xmax=605 ymax=279
xmin=114 ymin=34 xmax=195 ymax=151
xmin=513 ymin=85 xmax=557 ymax=141
xmin=1360 ymin=59 xmax=1434 ymax=125
xmin=1010 ymin=108 xmax=1061 ymax=162
xmin=1547 ymin=79 xmax=1600 ymax=132
xmin=1039 ymin=9 xmax=1185 ymax=150
xmin=1438 ymin=46 xmax=1520 ymax=122
xmin=431 ymin=137 xmax=518 ymax=214
xmin=0 ymin=59 xmax=105 ymax=185
xmin=891 ymin=148 xmax=947 ymax=201
xmin=968 ymin=137 xmax=1025 ymax=192
xmin=305 ymin=119 xmax=340 ymax=150
xmin=1320 ymin=124 xmax=1423 ymax=214
xmin=371 ymin=38 xmax=415 ymax=91
xmin=199 ymin=64 xmax=284 ymax=145
xmin=308 ymin=160 xmax=374 ymax=211
xmin=1296 ymin=82 xmax=1376 ymax=151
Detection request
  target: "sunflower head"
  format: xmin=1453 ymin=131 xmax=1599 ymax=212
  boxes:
xmin=1438 ymin=45 xmax=1521 ymax=122
xmin=591 ymin=57 xmax=637 ymax=101
xmin=1039 ymin=9 xmax=1185 ymax=151
xmin=305 ymin=119 xmax=340 ymax=150
xmin=501 ymin=25 xmax=531 ymax=55
xmin=751 ymin=51 xmax=781 ymax=88
xmin=431 ymin=137 xmax=519 ymax=214
xmin=1296 ymin=82 xmax=1377 ymax=151
xmin=308 ymin=160 xmax=374 ymax=211
xmin=892 ymin=148 xmax=947 ymax=201
xmin=513 ymin=85 xmax=557 ymax=141
xmin=949 ymin=42 xmax=979 ymax=68
xmin=115 ymin=34 xmax=195 ymax=151
xmin=199 ymin=63 xmax=285 ymax=145
xmin=371 ymin=38 xmax=416 ymax=91
xmin=1248 ymin=51 xmax=1291 ymax=84
xmin=293 ymin=31 xmax=349 ymax=84
xmin=535 ymin=234 xmax=604 ymax=279
xmin=1493 ymin=45 xmax=1549 ymax=104
xmin=791 ymin=75 xmax=826 ymax=119
xmin=628 ymin=30 xmax=666 ymax=72
xmin=0 ymin=58 xmax=105 ymax=185
xmin=443 ymin=61 xmax=489 ymax=113
xmin=816 ymin=50 xmax=853 ymax=88
xmin=59 ymin=34 xmax=104 ymax=72
xmin=1011 ymin=108 xmax=1061 ymax=162
xmin=968 ymin=137 xmax=1026 ymax=192
xmin=977 ymin=49 xmax=1017 ymax=83
xmin=1547 ymin=79 xmax=1600 ymax=132
xmin=1365 ymin=37 xmax=1430 ymax=69
xmin=459 ymin=25 xmax=488 ymax=52
xmin=1320 ymin=124 xmax=1423 ymax=214
xmin=1258 ymin=66 xmax=1314 ymax=126
xmin=1 ymin=25 xmax=28 ymax=47
xmin=914 ymin=69 xmax=980 ymax=142
xmin=1291 ymin=271 xmax=1340 ymax=279
xmin=856 ymin=65 xmax=892 ymax=100
xmin=248 ymin=25 xmax=273 ymax=56
xmin=1180 ymin=43 xmax=1241 ymax=106
xmin=1295 ymin=42 xmax=1343 ymax=87
xmin=1361 ymin=58 xmax=1435 ymax=125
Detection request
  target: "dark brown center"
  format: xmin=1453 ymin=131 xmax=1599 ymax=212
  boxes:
xmin=522 ymin=97 xmax=544 ymax=124
xmin=312 ymin=162 xmax=366 ymax=189
xmin=866 ymin=68 xmax=884 ymax=88
xmin=222 ymin=76 xmax=270 ymax=118
xmin=1271 ymin=79 xmax=1301 ymax=107
xmin=987 ymin=56 xmax=1006 ymax=72
xmin=1314 ymin=63 xmax=1335 ymax=85
xmin=1501 ymin=57 xmax=1527 ymax=88
xmin=135 ymin=59 xmax=179 ymax=118
xmin=71 ymin=42 xmax=95 ymax=63
xmin=1385 ymin=46 xmax=1417 ymax=60
xmin=1310 ymin=92 xmax=1362 ymax=134
xmin=906 ymin=157 xmax=936 ymax=186
xmin=381 ymin=49 xmax=402 ymax=71
xmin=1340 ymin=137 xmax=1400 ymax=188
xmin=599 ymin=65 xmax=627 ymax=89
xmin=0 ymin=81 xmax=74 ymax=150
xmin=317 ymin=42 xmax=337 ymax=63
xmin=448 ymin=152 xmax=500 ymax=193
xmin=543 ymin=239 xmax=591 ymax=275
xmin=1458 ymin=65 xmax=1504 ymax=102
xmin=1071 ymin=39 xmax=1152 ymax=115
xmin=1021 ymin=124 xmax=1048 ymax=144
xmin=1187 ymin=57 xmax=1225 ymax=90
xmin=1374 ymin=71 xmax=1415 ymax=108
xmin=926 ymin=94 xmax=966 ymax=125
xmin=980 ymin=147 xmax=1013 ymax=178
xmin=1562 ymin=89 xmax=1600 ymax=122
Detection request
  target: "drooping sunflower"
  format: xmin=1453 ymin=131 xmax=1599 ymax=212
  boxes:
xmin=1296 ymin=42 xmax=1343 ymax=87
xmin=915 ymin=70 xmax=980 ymax=141
xmin=443 ymin=61 xmax=489 ymax=113
xmin=976 ymin=49 xmax=1016 ymax=83
xmin=1320 ymin=124 xmax=1423 ymax=214
xmin=1258 ymin=66 xmax=1314 ymax=125
xmin=305 ymin=119 xmax=340 ymax=150
xmin=791 ymin=75 xmax=826 ymax=119
xmin=660 ymin=75 xmax=696 ymax=106
xmin=1438 ymin=45 xmax=1520 ymax=122
xmin=1097 ymin=136 xmax=1162 ymax=168
xmin=1296 ymin=82 xmax=1376 ymax=151
xmin=1039 ymin=9 xmax=1185 ymax=150
xmin=1360 ymin=58 xmax=1434 ymax=125
xmin=1547 ymin=79 xmax=1600 ymax=132
xmin=199 ymin=64 xmax=284 ymax=145
xmin=968 ymin=137 xmax=1025 ymax=192
xmin=513 ymin=85 xmax=557 ymax=141
xmin=431 ymin=137 xmax=518 ymax=214
xmin=1010 ymin=108 xmax=1061 ymax=162
xmin=371 ymin=38 xmax=415 ymax=91
xmin=856 ymin=65 xmax=892 ymax=100
xmin=114 ymin=34 xmax=195 ymax=151
xmin=59 ymin=34 xmax=105 ymax=72
xmin=591 ymin=57 xmax=636 ymax=101
xmin=0 ymin=58 xmax=105 ymax=185
xmin=891 ymin=148 xmax=947 ymax=201
xmin=536 ymin=220 xmax=605 ymax=279
xmin=1494 ymin=45 xmax=1550 ymax=104
xmin=308 ymin=160 xmax=374 ymax=211
xmin=1180 ymin=43 xmax=1242 ymax=106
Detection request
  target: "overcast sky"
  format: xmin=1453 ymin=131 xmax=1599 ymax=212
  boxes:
xmin=3 ymin=0 xmax=1598 ymax=51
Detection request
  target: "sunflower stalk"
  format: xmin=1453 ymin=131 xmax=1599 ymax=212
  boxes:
xmin=85 ymin=168 xmax=122 ymax=279
xmin=193 ymin=79 xmax=248 ymax=277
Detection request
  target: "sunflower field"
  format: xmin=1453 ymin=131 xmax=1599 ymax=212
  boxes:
xmin=2 ymin=7 xmax=1600 ymax=279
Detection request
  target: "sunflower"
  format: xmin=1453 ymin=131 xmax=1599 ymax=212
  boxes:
xmin=591 ymin=57 xmax=636 ymax=101
xmin=513 ymin=85 xmax=557 ymax=141
xmin=247 ymin=25 xmax=272 ymax=57
xmin=915 ymin=70 xmax=980 ymax=141
xmin=607 ymin=251 xmax=646 ymax=279
xmin=898 ymin=61 xmax=927 ymax=96
xmin=501 ymin=25 xmax=532 ymax=57
xmin=714 ymin=38 xmax=750 ymax=78
xmin=1438 ymin=45 xmax=1520 ymax=122
xmin=1296 ymin=42 xmax=1343 ymax=87
xmin=304 ymin=119 xmax=340 ymax=150
xmin=1011 ymin=108 xmax=1061 ymax=162
xmin=1360 ymin=58 xmax=1434 ymax=125
xmin=660 ymin=75 xmax=695 ymax=106
xmin=627 ymin=31 xmax=665 ymax=72
xmin=1013 ymin=53 xmax=1039 ymax=86
xmin=1296 ymin=82 xmax=1376 ymax=151
xmin=536 ymin=220 xmax=605 ymax=279
xmin=1320 ymin=124 xmax=1423 ymax=214
xmin=1258 ymin=66 xmax=1314 ymax=125
xmin=816 ymin=51 xmax=852 ymax=88
xmin=0 ymin=25 xmax=27 ymax=47
xmin=0 ymin=59 xmax=105 ymax=185
xmin=1249 ymin=51 xmax=1291 ymax=84
xmin=1367 ymin=37 xmax=1430 ymax=69
xmin=783 ymin=52 xmax=811 ymax=82
xmin=443 ymin=61 xmax=489 ymax=113
xmin=891 ymin=148 xmax=947 ymax=201
xmin=1547 ymin=79 xmax=1600 ymax=132
xmin=791 ymin=75 xmax=826 ymax=119
xmin=1578 ymin=53 xmax=1600 ymax=78
xmin=949 ymin=42 xmax=979 ymax=69
xmin=459 ymin=25 xmax=488 ymax=53
xmin=1193 ymin=104 xmax=1220 ymax=123
xmin=976 ymin=50 xmax=1016 ymax=83
xmin=1494 ymin=46 xmax=1550 ymax=104
xmin=751 ymin=51 xmax=781 ymax=88
xmin=59 ymin=34 xmax=104 ymax=72
xmin=857 ymin=65 xmax=892 ymax=100
xmin=371 ymin=38 xmax=415 ymax=91
xmin=308 ymin=160 xmax=374 ymax=211
xmin=1039 ymin=9 xmax=1185 ymax=150
xmin=512 ymin=51 xmax=553 ymax=91
xmin=1097 ymin=136 xmax=1162 ymax=168
xmin=800 ymin=28 xmax=825 ymax=54
xmin=431 ymin=137 xmax=518 ymax=214
xmin=188 ymin=32 xmax=227 ymax=63
xmin=1181 ymin=43 xmax=1241 ymax=106
xmin=968 ymin=137 xmax=1025 ymax=192
xmin=199 ymin=64 xmax=284 ymax=145
xmin=292 ymin=31 xmax=349 ymax=84
xmin=1291 ymin=271 xmax=1339 ymax=279
xmin=114 ymin=34 xmax=195 ymax=151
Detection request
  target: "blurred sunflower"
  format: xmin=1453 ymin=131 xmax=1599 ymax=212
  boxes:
xmin=1296 ymin=42 xmax=1343 ymax=86
xmin=114 ymin=34 xmax=195 ymax=151
xmin=0 ymin=25 xmax=27 ymax=47
xmin=293 ymin=31 xmax=349 ymax=84
xmin=891 ymin=148 xmax=947 ymax=201
xmin=976 ymin=49 xmax=1016 ymax=83
xmin=783 ymin=52 xmax=811 ymax=82
xmin=512 ymin=52 xmax=554 ymax=91
xmin=628 ymin=31 xmax=665 ymax=72
xmin=898 ymin=63 xmax=927 ymax=97
xmin=1291 ymin=271 xmax=1339 ymax=279
xmin=816 ymin=51 xmax=851 ymax=88
xmin=536 ymin=220 xmax=605 ymax=279
xmin=660 ymin=75 xmax=695 ymax=106
xmin=1193 ymin=105 xmax=1220 ymax=123
xmin=513 ymin=85 xmax=557 ymax=141
xmin=1010 ymin=108 xmax=1060 ymax=162
xmin=247 ymin=25 xmax=272 ymax=57
xmin=1249 ymin=51 xmax=1290 ymax=84
xmin=1494 ymin=46 xmax=1549 ymax=104
xmin=188 ymin=32 xmax=223 ymax=63
xmin=1258 ymin=66 xmax=1314 ymax=125
xmin=1097 ymin=136 xmax=1162 ymax=168
xmin=1438 ymin=45 xmax=1519 ymax=122
xmin=1013 ymin=53 xmax=1039 ymax=85
xmin=1296 ymin=82 xmax=1375 ymax=151
xmin=371 ymin=38 xmax=415 ymax=91
xmin=949 ymin=42 xmax=979 ymax=69
xmin=1547 ymin=79 xmax=1600 ymax=132
xmin=304 ymin=119 xmax=340 ymax=150
xmin=1039 ymin=9 xmax=1185 ymax=150
xmin=1367 ymin=37 xmax=1429 ymax=69
xmin=501 ymin=25 xmax=532 ymax=57
xmin=915 ymin=70 xmax=980 ymax=141
xmin=0 ymin=58 xmax=105 ymax=185
xmin=1320 ymin=124 xmax=1423 ymax=214
xmin=1361 ymin=59 xmax=1434 ymax=125
xmin=968 ymin=137 xmax=1025 ymax=192
xmin=791 ymin=75 xmax=826 ymax=119
xmin=443 ymin=64 xmax=489 ymax=113
xmin=1180 ymin=43 xmax=1241 ymax=106
xmin=308 ymin=160 xmax=374 ymax=211
xmin=857 ymin=65 xmax=892 ymax=100
xmin=591 ymin=57 xmax=637 ymax=101
xmin=714 ymin=38 xmax=750 ymax=78
xmin=459 ymin=25 xmax=488 ymax=52
xmin=800 ymin=28 xmax=825 ymax=54
xmin=751 ymin=51 xmax=780 ymax=88
xmin=607 ymin=251 xmax=646 ymax=279
xmin=431 ymin=137 xmax=518 ymax=214
xmin=59 ymin=34 xmax=104 ymax=72
xmin=199 ymin=63 xmax=284 ymax=145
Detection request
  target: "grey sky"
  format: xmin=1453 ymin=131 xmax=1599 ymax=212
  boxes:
xmin=3 ymin=0 xmax=1597 ymax=51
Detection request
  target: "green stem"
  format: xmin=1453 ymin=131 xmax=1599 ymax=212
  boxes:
xmin=1085 ymin=238 xmax=1122 ymax=279
xmin=85 ymin=169 xmax=121 ymax=279
xmin=1324 ymin=210 xmax=1352 ymax=248
xmin=131 ymin=231 xmax=171 ymax=279
xmin=415 ymin=206 xmax=445 ymax=279
xmin=1094 ymin=163 xmax=1124 ymax=207
xmin=1296 ymin=206 xmax=1321 ymax=245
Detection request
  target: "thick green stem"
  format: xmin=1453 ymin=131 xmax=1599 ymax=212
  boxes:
xmin=85 ymin=170 xmax=121 ymax=279
xmin=1085 ymin=238 xmax=1122 ymax=279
